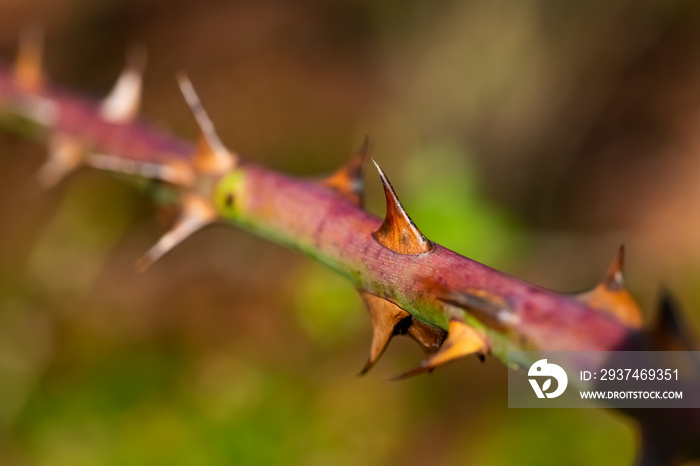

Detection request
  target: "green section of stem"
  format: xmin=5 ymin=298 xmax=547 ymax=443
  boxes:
xmin=214 ymin=169 xmax=363 ymax=284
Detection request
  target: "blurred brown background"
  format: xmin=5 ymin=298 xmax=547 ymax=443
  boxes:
xmin=1 ymin=0 xmax=700 ymax=464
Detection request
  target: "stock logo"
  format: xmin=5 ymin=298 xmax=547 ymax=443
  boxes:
xmin=528 ymin=359 xmax=568 ymax=399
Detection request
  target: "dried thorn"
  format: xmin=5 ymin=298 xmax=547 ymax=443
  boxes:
xmin=100 ymin=46 xmax=147 ymax=123
xmin=388 ymin=361 xmax=434 ymax=381
xmin=88 ymin=153 xmax=194 ymax=186
xmin=136 ymin=194 xmax=217 ymax=271
xmin=406 ymin=318 xmax=447 ymax=354
xmin=358 ymin=292 xmax=447 ymax=376
xmin=13 ymin=25 xmax=57 ymax=125
xmin=576 ymin=244 xmax=643 ymax=328
xmin=603 ymin=244 xmax=625 ymax=290
xmin=323 ymin=135 xmax=369 ymax=207
xmin=14 ymin=24 xmax=44 ymax=94
xmin=35 ymin=133 xmax=84 ymax=189
xmin=439 ymin=288 xmax=517 ymax=331
xmin=390 ymin=319 xmax=486 ymax=380
xmin=371 ymin=159 xmax=433 ymax=255
xmin=358 ymin=292 xmax=411 ymax=375
xmin=176 ymin=72 xmax=236 ymax=174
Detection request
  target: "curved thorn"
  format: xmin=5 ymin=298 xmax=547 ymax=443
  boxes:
xmin=357 ymin=292 xmax=411 ymax=375
xmin=371 ymin=159 xmax=432 ymax=255
xmin=100 ymin=46 xmax=147 ymax=123
xmin=390 ymin=319 xmax=486 ymax=380
xmin=176 ymin=72 xmax=235 ymax=173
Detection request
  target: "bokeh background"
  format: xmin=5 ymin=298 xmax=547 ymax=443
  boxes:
xmin=1 ymin=0 xmax=700 ymax=464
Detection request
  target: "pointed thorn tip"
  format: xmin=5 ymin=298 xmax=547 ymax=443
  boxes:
xmin=371 ymin=157 xmax=381 ymax=173
xmin=35 ymin=133 xmax=84 ymax=189
xmin=177 ymin=73 xmax=236 ymax=173
xmin=322 ymin=137 xmax=369 ymax=206
xmin=371 ymin=160 xmax=432 ymax=255
xmin=136 ymin=195 xmax=217 ymax=271
xmin=576 ymin=245 xmax=642 ymax=328
xmin=356 ymin=361 xmax=373 ymax=377
xmin=134 ymin=255 xmax=153 ymax=273
xmin=100 ymin=47 xmax=147 ymax=123
xmin=15 ymin=24 xmax=44 ymax=93
xmin=388 ymin=363 xmax=432 ymax=381
xmin=604 ymin=244 xmax=627 ymax=290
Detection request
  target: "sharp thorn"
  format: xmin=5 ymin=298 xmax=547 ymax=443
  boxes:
xmin=323 ymin=135 xmax=370 ymax=207
xmin=87 ymin=153 xmax=194 ymax=186
xmin=357 ymin=135 xmax=370 ymax=158
xmin=176 ymin=72 xmax=236 ymax=173
xmin=357 ymin=292 xmax=411 ymax=375
xmin=576 ymin=244 xmax=642 ymax=328
xmin=390 ymin=319 xmax=487 ymax=380
xmin=14 ymin=24 xmax=44 ymax=94
xmin=136 ymin=195 xmax=217 ymax=272
xmin=387 ymin=361 xmax=434 ymax=381
xmin=439 ymin=288 xmax=517 ymax=331
xmin=100 ymin=46 xmax=147 ymax=123
xmin=371 ymin=159 xmax=432 ymax=255
xmin=603 ymin=244 xmax=625 ymax=290
xmin=35 ymin=133 xmax=84 ymax=189
xmin=406 ymin=318 xmax=447 ymax=354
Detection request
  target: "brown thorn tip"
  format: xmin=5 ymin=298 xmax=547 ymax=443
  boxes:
xmin=15 ymin=24 xmax=44 ymax=93
xmin=100 ymin=46 xmax=147 ymax=124
xmin=176 ymin=73 xmax=235 ymax=173
xmin=605 ymin=244 xmax=625 ymax=288
xmin=576 ymin=243 xmax=642 ymax=328
xmin=357 ymin=135 xmax=371 ymax=160
xmin=358 ymin=292 xmax=411 ymax=375
xmin=407 ymin=318 xmax=447 ymax=355
xmin=390 ymin=320 xmax=486 ymax=380
xmin=371 ymin=159 xmax=432 ymax=255
xmin=323 ymin=136 xmax=370 ymax=207
xmin=36 ymin=133 xmax=84 ymax=189
xmin=388 ymin=361 xmax=432 ymax=381
xmin=136 ymin=195 xmax=217 ymax=272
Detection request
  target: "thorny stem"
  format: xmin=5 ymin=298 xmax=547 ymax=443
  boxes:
xmin=0 ymin=64 xmax=635 ymax=356
xmin=0 ymin=60 xmax=698 ymax=464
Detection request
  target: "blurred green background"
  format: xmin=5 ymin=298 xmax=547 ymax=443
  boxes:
xmin=1 ymin=0 xmax=700 ymax=464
